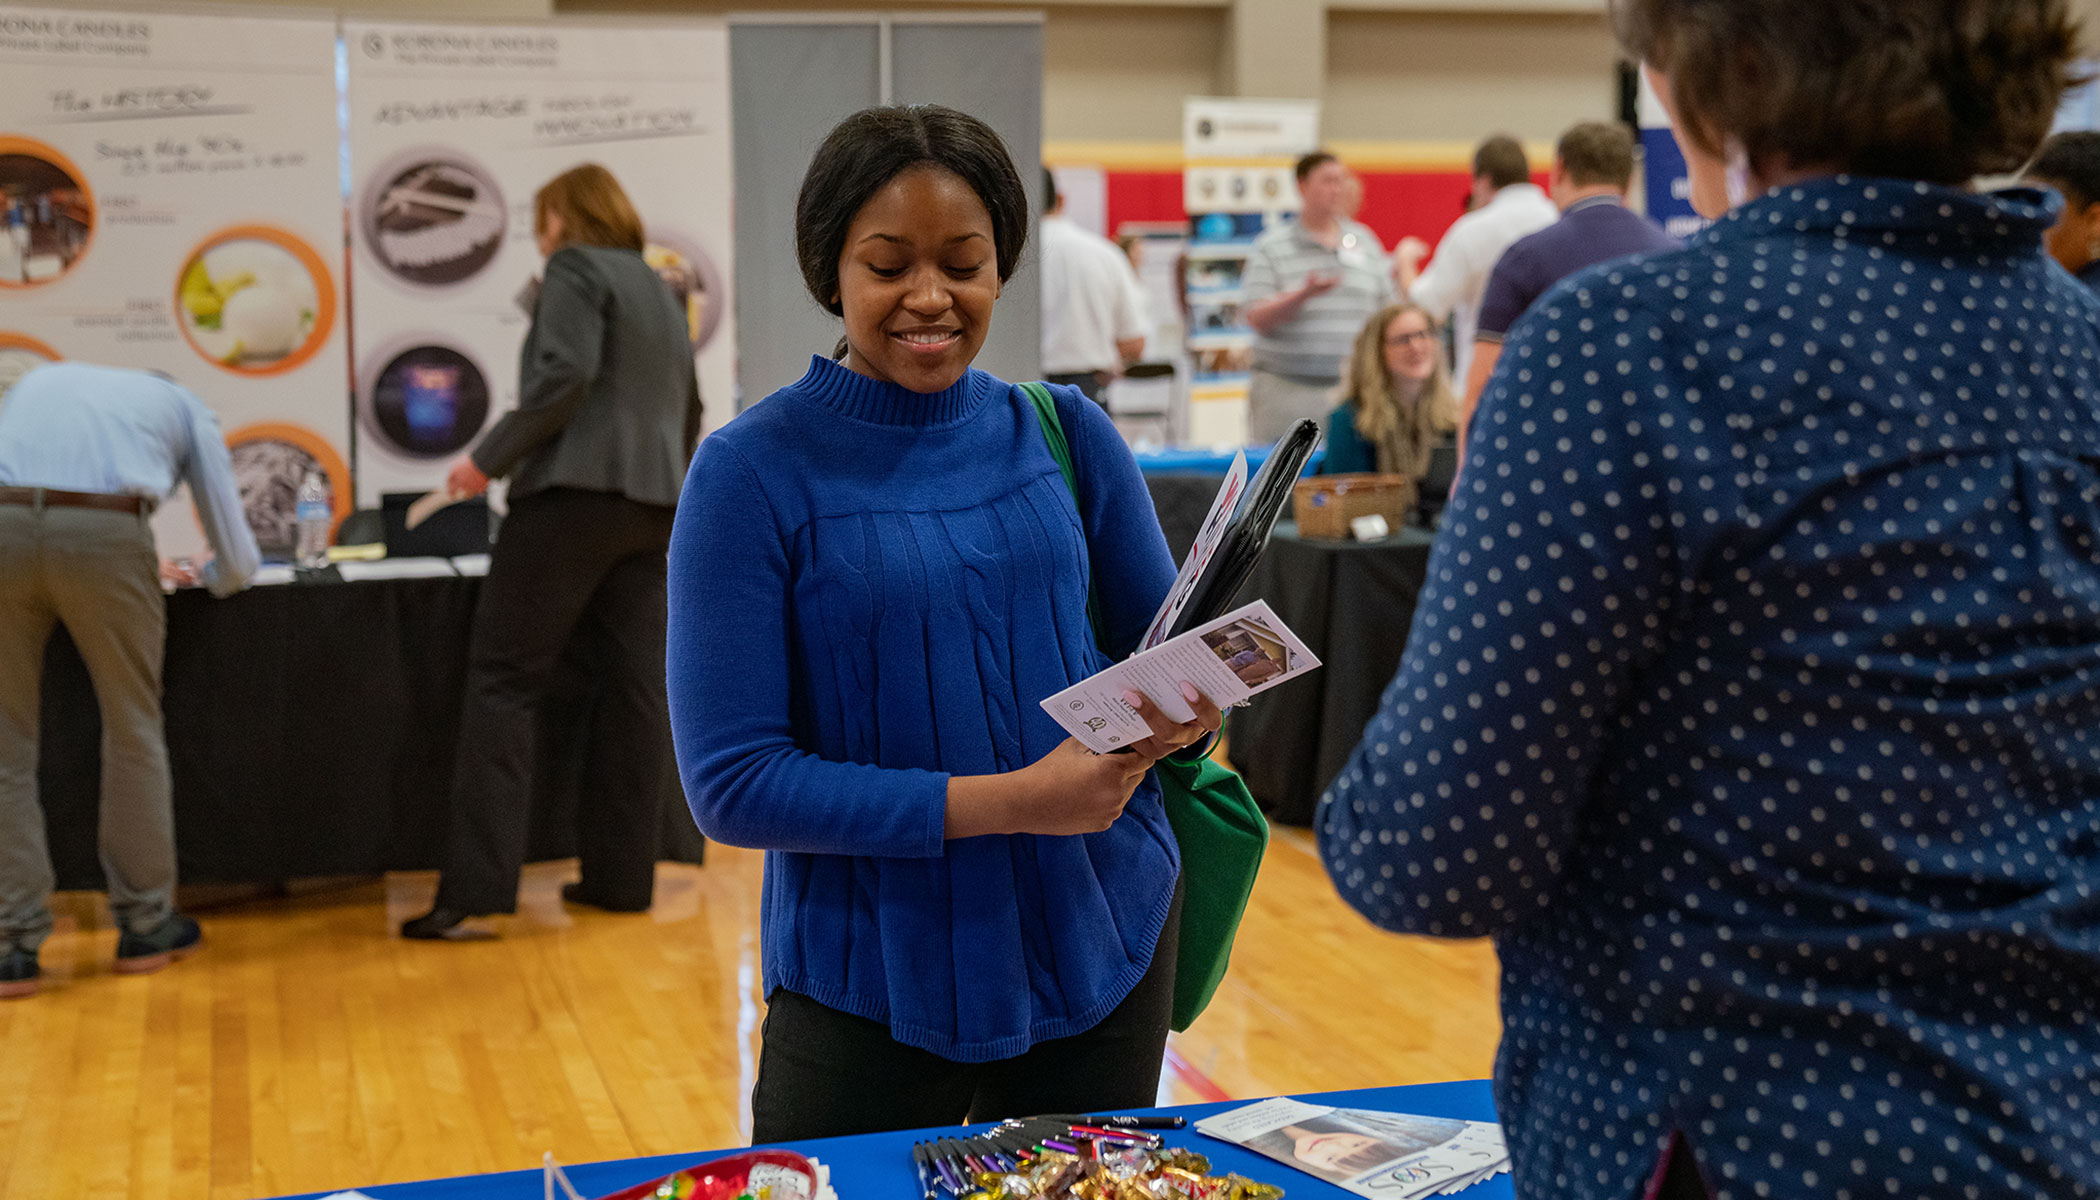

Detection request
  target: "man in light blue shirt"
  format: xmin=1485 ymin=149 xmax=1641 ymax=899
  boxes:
xmin=0 ymin=361 xmax=260 ymax=997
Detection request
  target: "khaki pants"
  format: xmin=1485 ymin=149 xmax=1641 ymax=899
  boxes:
xmin=0 ymin=503 xmax=175 ymax=950
xmin=1246 ymin=368 xmax=1338 ymax=446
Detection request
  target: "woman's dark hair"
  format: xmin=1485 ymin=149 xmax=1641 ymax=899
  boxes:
xmin=1614 ymin=0 xmax=2080 ymax=183
xmin=795 ymin=104 xmax=1029 ymax=317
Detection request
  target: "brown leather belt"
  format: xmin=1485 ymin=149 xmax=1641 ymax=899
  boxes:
xmin=0 ymin=485 xmax=154 ymax=515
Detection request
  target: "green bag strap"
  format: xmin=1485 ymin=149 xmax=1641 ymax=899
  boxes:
xmin=1020 ymin=382 xmax=1103 ymax=638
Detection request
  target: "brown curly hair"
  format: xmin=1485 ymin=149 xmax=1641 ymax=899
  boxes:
xmin=1613 ymin=0 xmax=2080 ymax=183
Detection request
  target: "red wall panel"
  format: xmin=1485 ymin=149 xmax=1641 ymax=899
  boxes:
xmin=1103 ymin=168 xmax=1552 ymax=254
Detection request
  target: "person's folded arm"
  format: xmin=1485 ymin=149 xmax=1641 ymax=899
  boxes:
xmin=668 ymin=439 xmax=954 ymax=857
xmin=1316 ymin=283 xmax=1680 ymax=938
xmin=175 ymin=386 xmax=259 ymax=597
xmin=471 ymin=249 xmax=606 ymax=479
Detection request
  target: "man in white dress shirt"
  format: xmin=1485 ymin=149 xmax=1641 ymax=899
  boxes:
xmin=1395 ymin=134 xmax=1559 ymax=384
xmin=0 ymin=362 xmax=259 ymax=997
xmin=1039 ymin=169 xmax=1149 ymax=409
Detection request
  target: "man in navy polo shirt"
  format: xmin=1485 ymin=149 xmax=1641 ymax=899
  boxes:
xmin=1458 ymin=121 xmax=1679 ymax=461
xmin=2024 ymin=131 xmax=2100 ymax=293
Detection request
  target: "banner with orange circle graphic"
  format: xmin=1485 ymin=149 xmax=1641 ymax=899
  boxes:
xmin=0 ymin=5 xmax=349 ymax=562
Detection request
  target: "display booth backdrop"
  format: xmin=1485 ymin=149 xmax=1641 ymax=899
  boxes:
xmin=344 ymin=17 xmax=735 ymax=506
xmin=0 ymin=3 xmax=352 ymax=559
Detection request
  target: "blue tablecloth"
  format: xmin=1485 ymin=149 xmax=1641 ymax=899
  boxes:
xmin=1133 ymin=446 xmax=1324 ymax=476
xmin=271 ymin=1082 xmax=1507 ymax=1200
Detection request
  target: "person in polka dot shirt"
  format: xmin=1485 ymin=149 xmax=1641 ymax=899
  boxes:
xmin=1317 ymin=3 xmax=2100 ymax=1198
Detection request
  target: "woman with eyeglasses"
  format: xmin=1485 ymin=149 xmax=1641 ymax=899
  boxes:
xmin=1315 ymin=303 xmax=1456 ymax=480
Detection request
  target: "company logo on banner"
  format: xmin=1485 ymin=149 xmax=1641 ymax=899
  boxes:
xmin=343 ymin=18 xmax=735 ymax=506
xmin=1184 ymin=97 xmax=1320 ymax=160
xmin=1637 ymin=73 xmax=1708 ymax=241
xmin=1180 ymin=97 xmax=1319 ymax=446
xmin=0 ymin=4 xmax=351 ymax=559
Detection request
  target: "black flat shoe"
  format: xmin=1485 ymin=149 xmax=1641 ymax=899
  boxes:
xmin=560 ymin=882 xmax=649 ymax=914
xmin=0 ymin=945 xmax=38 ymax=999
xmin=115 ymin=913 xmax=202 ymax=974
xmin=399 ymin=908 xmax=490 ymax=940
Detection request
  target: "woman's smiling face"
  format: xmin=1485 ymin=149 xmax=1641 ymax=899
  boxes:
xmin=836 ymin=165 xmax=1000 ymax=394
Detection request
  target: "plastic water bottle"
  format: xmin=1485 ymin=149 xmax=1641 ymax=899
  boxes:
xmin=295 ymin=471 xmax=331 ymax=569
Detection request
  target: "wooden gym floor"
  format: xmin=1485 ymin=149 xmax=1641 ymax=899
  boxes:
xmin=0 ymin=829 xmax=1500 ymax=1200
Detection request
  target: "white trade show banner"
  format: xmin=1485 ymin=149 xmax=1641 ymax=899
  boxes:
xmin=1180 ymin=96 xmax=1320 ymax=447
xmin=343 ymin=18 xmax=734 ymax=506
xmin=0 ymin=4 xmax=351 ymax=558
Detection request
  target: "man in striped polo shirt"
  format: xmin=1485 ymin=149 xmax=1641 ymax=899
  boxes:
xmin=1242 ymin=151 xmax=1395 ymax=444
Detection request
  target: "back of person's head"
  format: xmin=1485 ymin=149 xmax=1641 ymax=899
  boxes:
xmin=1614 ymin=0 xmax=2079 ymax=183
xmin=1472 ymin=136 xmax=1529 ymax=189
xmin=2028 ymin=130 xmax=2100 ymax=206
xmin=795 ymin=104 xmax=1028 ymax=317
xmin=1042 ymin=166 xmax=1060 ymax=212
xmin=1556 ymin=121 xmax=1638 ymax=190
xmin=1296 ymin=150 xmax=1339 ymax=183
xmin=534 ymin=163 xmax=644 ymax=252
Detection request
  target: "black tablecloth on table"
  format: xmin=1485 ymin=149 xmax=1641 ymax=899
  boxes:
xmin=1226 ymin=522 xmax=1435 ymax=827
xmin=1141 ymin=472 xmax=1227 ymax=565
xmin=37 ymin=476 xmax=1290 ymax=886
xmin=37 ymin=576 xmax=702 ymax=890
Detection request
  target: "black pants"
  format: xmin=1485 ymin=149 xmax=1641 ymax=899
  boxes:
xmin=751 ymin=877 xmax=1183 ymax=1141
xmin=1046 ymin=371 xmax=1108 ymax=410
xmin=435 ymin=488 xmax=676 ymax=915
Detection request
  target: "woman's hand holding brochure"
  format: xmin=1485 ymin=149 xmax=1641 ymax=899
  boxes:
xmin=1042 ymin=419 xmax=1327 ymax=756
xmin=948 ymin=689 xmax=1223 ymax=838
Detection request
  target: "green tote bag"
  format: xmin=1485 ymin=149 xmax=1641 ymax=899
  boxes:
xmin=1019 ymin=381 xmax=1269 ymax=1032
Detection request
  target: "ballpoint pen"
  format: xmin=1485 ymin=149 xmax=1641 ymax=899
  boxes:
xmin=911 ymin=1142 xmax=941 ymax=1200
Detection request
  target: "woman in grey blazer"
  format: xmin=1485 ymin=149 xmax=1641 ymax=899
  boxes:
xmin=403 ymin=164 xmax=702 ymax=939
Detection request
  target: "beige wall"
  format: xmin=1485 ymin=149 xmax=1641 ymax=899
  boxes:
xmin=186 ymin=0 xmax=2100 ymax=147
xmin=225 ymin=0 xmax=553 ymax=14
xmin=1325 ymin=10 xmax=1619 ymax=144
xmin=1043 ymin=6 xmax=1225 ymax=143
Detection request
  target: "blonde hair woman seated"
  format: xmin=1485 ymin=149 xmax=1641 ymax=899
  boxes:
xmin=1315 ymin=303 xmax=1456 ymax=479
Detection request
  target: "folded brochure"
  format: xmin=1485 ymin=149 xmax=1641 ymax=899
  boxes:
xmin=1041 ymin=599 xmax=1319 ymax=754
xmin=1196 ymin=1099 xmax=1509 ymax=1199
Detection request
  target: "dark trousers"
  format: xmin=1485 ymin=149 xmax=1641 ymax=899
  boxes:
xmin=1045 ymin=371 xmax=1109 ymax=410
xmin=435 ymin=488 xmax=676 ymax=915
xmin=751 ymin=877 xmax=1183 ymax=1141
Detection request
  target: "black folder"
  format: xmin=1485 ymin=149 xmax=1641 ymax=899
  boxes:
xmin=1160 ymin=418 xmax=1322 ymax=642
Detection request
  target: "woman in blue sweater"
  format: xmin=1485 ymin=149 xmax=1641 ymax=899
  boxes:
xmin=667 ymin=105 xmax=1220 ymax=1139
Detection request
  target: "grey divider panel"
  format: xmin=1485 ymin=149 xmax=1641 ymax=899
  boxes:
xmin=889 ymin=19 xmax=1045 ymax=385
xmin=730 ymin=22 xmax=882 ymax=411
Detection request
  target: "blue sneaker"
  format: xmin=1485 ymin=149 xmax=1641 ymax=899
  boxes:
xmin=0 ymin=944 xmax=38 ymax=998
xmin=114 ymin=913 xmax=201 ymax=975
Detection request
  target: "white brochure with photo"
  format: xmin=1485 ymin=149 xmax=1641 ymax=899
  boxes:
xmin=1042 ymin=600 xmax=1319 ymax=754
xmin=1196 ymin=1098 xmax=1510 ymax=1199
xmin=1138 ymin=449 xmax=1248 ymax=651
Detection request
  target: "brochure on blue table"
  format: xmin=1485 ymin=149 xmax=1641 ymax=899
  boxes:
xmin=1196 ymin=1098 xmax=1510 ymax=1199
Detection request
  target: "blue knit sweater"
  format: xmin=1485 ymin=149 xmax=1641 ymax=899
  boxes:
xmin=667 ymin=355 xmax=1182 ymax=1062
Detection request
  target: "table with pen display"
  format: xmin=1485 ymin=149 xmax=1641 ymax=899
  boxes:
xmin=908 ymin=1113 xmax=1277 ymax=1200
xmin=264 ymin=1082 xmax=1512 ymax=1200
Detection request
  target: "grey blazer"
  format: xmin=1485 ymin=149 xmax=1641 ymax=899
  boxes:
xmin=471 ymin=243 xmax=702 ymax=507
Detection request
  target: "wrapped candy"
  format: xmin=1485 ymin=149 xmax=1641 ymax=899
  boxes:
xmin=925 ymin=1129 xmax=1281 ymax=1200
xmin=589 ymin=1149 xmax=823 ymax=1200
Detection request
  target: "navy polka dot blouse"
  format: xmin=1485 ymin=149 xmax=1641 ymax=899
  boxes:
xmin=1318 ymin=177 xmax=2100 ymax=1199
